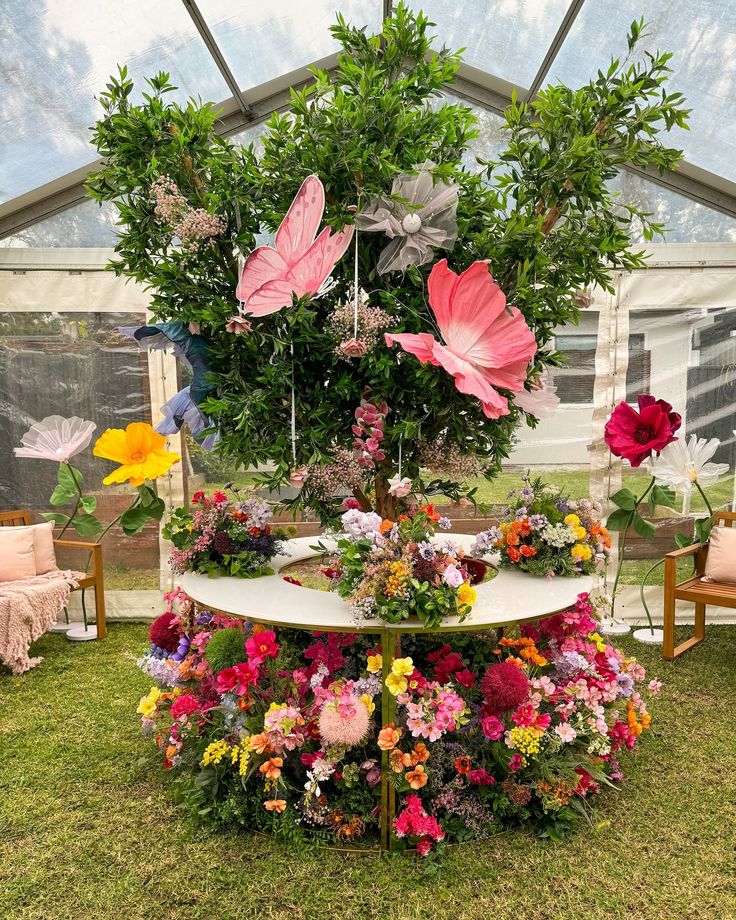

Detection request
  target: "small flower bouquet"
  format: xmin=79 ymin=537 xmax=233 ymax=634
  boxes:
xmin=472 ymin=478 xmax=610 ymax=577
xmin=164 ymin=489 xmax=290 ymax=578
xmin=330 ymin=506 xmax=479 ymax=628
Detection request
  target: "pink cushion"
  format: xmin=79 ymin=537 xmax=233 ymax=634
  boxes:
xmin=704 ymin=525 xmax=736 ymax=584
xmin=14 ymin=522 xmax=58 ymax=575
xmin=0 ymin=528 xmax=37 ymax=582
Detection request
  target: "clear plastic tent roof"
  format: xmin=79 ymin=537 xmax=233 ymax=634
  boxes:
xmin=1 ymin=0 xmax=736 ymax=238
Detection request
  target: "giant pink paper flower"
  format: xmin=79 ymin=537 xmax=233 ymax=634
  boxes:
xmin=385 ymin=260 xmax=537 ymax=418
xmin=14 ymin=415 xmax=97 ymax=463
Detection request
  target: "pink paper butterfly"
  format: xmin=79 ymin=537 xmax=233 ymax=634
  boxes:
xmin=385 ymin=259 xmax=537 ymax=419
xmin=235 ymin=175 xmax=354 ymax=317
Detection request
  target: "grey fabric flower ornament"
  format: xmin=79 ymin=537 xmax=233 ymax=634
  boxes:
xmin=355 ymin=160 xmax=459 ymax=274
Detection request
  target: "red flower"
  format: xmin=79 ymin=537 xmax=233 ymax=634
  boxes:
xmin=148 ymin=611 xmax=182 ymax=653
xmin=519 ymin=544 xmax=537 ymax=558
xmin=216 ymin=660 xmax=260 ymax=695
xmin=245 ymin=629 xmax=279 ymax=664
xmin=481 ymin=662 xmax=531 ymax=716
xmin=604 ymin=394 xmax=681 ymax=467
xmin=191 ymin=490 xmax=205 ymax=504
xmin=454 ymin=668 xmax=476 ymax=689
xmin=508 ymin=753 xmax=524 ymax=772
xmin=212 ymin=490 xmax=228 ymax=506
xmin=171 ymin=693 xmax=200 ymax=719
xmin=506 ymin=546 xmax=521 ymax=563
xmin=469 ymin=768 xmax=496 ymax=786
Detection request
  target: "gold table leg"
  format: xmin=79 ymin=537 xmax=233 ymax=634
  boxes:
xmin=379 ymin=627 xmax=397 ymax=852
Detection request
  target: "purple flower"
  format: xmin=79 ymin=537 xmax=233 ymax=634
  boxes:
xmin=529 ymin=514 xmax=547 ymax=531
xmin=519 ymin=487 xmax=534 ymax=502
xmin=438 ymin=516 xmax=452 ymax=530
xmin=616 ymin=672 xmax=634 ymax=698
xmin=418 ymin=541 xmax=436 ymax=560
xmin=515 ymin=506 xmax=528 ymax=520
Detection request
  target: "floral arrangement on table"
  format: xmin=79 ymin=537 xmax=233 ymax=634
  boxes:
xmin=14 ymin=415 xmax=179 ymax=542
xmin=329 ymin=505 xmax=479 ymax=628
xmin=471 ymin=478 xmax=611 ymax=577
xmin=136 ymin=589 xmax=660 ymax=852
xmin=163 ymin=488 xmax=292 ymax=578
xmin=88 ymin=8 xmax=689 ymax=527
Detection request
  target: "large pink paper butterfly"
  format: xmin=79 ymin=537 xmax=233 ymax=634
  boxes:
xmin=235 ymin=175 xmax=354 ymax=317
xmin=385 ymin=259 xmax=537 ymax=419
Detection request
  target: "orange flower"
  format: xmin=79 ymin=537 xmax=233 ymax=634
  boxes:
xmin=249 ymin=732 xmax=273 ymax=754
xmin=419 ymin=503 xmax=441 ymax=523
xmin=518 ymin=520 xmax=532 ymax=537
xmin=377 ymin=723 xmax=402 ymax=751
xmin=506 ymin=532 xmax=520 ymax=547
xmin=519 ymin=544 xmax=537 ymax=558
xmin=259 ymin=757 xmax=283 ymax=781
xmin=454 ymin=755 xmax=472 ymax=776
xmin=389 ymin=749 xmax=405 ymax=772
xmin=507 ymin=655 xmax=526 ymax=669
xmin=380 ymin=518 xmax=395 ymax=534
xmin=264 ymin=799 xmax=287 ymax=813
xmin=406 ymin=764 xmax=428 ymax=789
xmin=411 ymin=743 xmax=430 ymax=764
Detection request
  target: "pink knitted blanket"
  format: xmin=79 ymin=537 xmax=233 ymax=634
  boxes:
xmin=0 ymin=569 xmax=83 ymax=674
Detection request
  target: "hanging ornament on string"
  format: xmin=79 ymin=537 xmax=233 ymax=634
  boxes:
xmin=337 ymin=230 xmax=369 ymax=358
xmin=388 ymin=434 xmax=412 ymax=498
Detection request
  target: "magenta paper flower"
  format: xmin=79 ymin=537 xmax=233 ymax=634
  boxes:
xmin=14 ymin=415 xmax=96 ymax=463
xmin=385 ymin=260 xmax=537 ymax=418
xmin=604 ymin=394 xmax=681 ymax=467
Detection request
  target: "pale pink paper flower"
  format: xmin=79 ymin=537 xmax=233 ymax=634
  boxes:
xmin=386 ymin=260 xmax=537 ymax=419
xmin=188 ymin=322 xmax=201 ymax=335
xmin=388 ymin=476 xmax=413 ymax=497
xmin=289 ymin=466 xmax=309 ymax=488
xmin=226 ymin=316 xmax=253 ymax=335
xmin=14 ymin=415 xmax=96 ymax=463
xmin=514 ymin=369 xmax=560 ymax=420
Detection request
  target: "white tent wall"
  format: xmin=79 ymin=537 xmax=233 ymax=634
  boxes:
xmin=1 ymin=243 xmax=735 ymax=624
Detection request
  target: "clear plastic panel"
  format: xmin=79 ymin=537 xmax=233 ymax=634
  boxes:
xmin=409 ymin=0 xmax=572 ymax=87
xmin=0 ymin=311 xmax=159 ymax=585
xmin=0 ymin=0 xmax=229 ymax=203
xmin=0 ymin=200 xmax=119 ymax=249
xmin=196 ymin=0 xmax=382 ymax=91
xmin=551 ymin=0 xmax=736 ymax=181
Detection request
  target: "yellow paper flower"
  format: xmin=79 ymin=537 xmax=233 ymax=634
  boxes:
xmin=457 ymin=583 xmax=477 ymax=607
xmin=93 ymin=421 xmax=180 ymax=487
xmin=386 ymin=673 xmax=408 ymax=696
xmin=391 ymin=657 xmax=414 ymax=677
xmin=366 ymin=654 xmax=382 ymax=674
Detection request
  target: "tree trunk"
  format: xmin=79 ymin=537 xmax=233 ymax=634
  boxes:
xmin=374 ymin=466 xmax=397 ymax=520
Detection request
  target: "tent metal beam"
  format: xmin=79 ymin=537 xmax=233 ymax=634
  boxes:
xmin=526 ymin=0 xmax=587 ymax=100
xmin=180 ymin=0 xmax=253 ymax=116
xmin=3 ymin=44 xmax=736 ymax=239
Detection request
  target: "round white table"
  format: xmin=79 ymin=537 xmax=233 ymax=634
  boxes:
xmin=180 ymin=535 xmax=592 ymax=852
xmin=181 ymin=535 xmax=592 ymax=635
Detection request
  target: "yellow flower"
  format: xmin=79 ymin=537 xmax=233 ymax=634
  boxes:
xmin=360 ymin=693 xmax=376 ymax=715
xmin=391 ymin=657 xmax=414 ymax=677
xmin=573 ymin=525 xmax=587 ymax=541
xmin=457 ymin=583 xmax=477 ymax=607
xmin=571 ymin=543 xmax=592 ymax=562
xmin=588 ymin=632 xmax=607 ymax=653
xmin=201 ymin=739 xmax=231 ymax=766
xmin=93 ymin=421 xmax=180 ymax=487
xmin=136 ymin=686 xmax=161 ymax=718
xmin=564 ymin=513 xmax=580 ymax=527
xmin=366 ymin=654 xmax=382 ymax=674
xmin=386 ymin=673 xmax=408 ymax=696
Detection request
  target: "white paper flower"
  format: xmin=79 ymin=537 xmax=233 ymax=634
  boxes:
xmin=355 ymin=160 xmax=458 ymax=274
xmin=650 ymin=435 xmax=730 ymax=494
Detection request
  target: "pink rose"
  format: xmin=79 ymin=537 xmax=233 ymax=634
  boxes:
xmin=388 ymin=476 xmax=413 ymax=498
xmin=339 ymin=338 xmax=368 ymax=357
xmin=289 ymin=466 xmax=308 ymax=488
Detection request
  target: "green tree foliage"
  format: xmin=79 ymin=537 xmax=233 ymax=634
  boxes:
xmin=87 ymin=5 xmax=688 ymax=522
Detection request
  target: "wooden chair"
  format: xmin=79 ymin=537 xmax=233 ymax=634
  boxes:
xmin=0 ymin=510 xmax=106 ymax=639
xmin=663 ymin=510 xmax=736 ymax=660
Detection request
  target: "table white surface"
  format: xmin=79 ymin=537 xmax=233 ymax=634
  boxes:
xmin=181 ymin=535 xmax=592 ymax=634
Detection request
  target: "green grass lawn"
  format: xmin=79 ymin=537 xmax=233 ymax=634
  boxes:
xmin=1 ymin=624 xmax=734 ymax=920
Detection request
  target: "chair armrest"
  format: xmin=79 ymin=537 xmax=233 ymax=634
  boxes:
xmin=53 ymin=540 xmax=103 ymax=576
xmin=664 ymin=543 xmax=702 ymax=559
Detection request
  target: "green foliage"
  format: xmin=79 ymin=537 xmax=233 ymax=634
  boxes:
xmin=203 ymin=627 xmax=247 ymax=675
xmin=87 ymin=6 xmax=689 ymax=524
